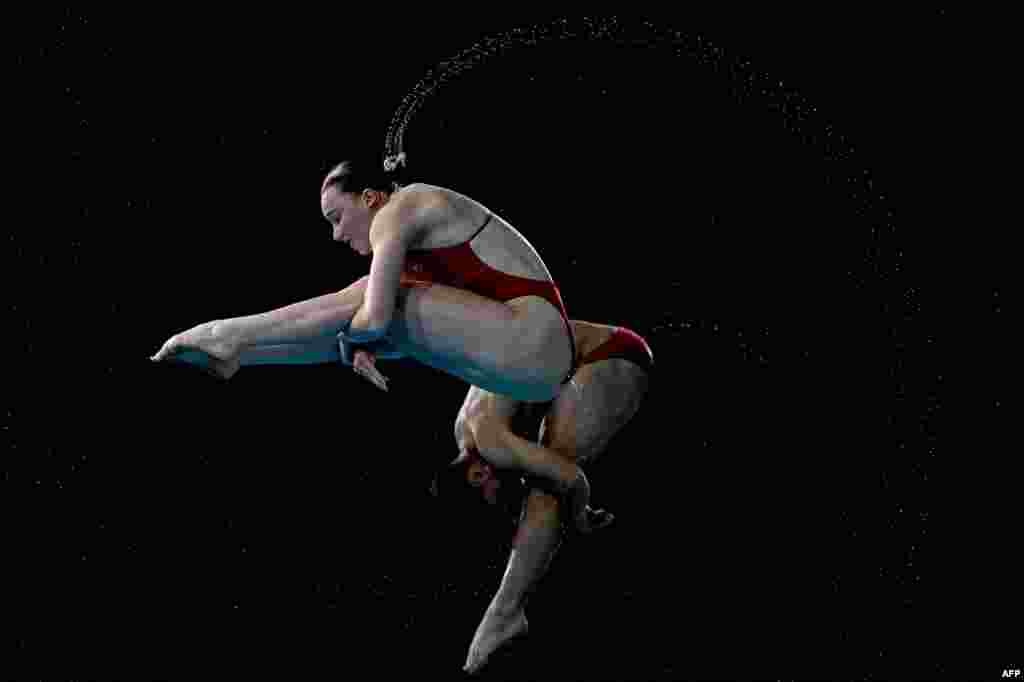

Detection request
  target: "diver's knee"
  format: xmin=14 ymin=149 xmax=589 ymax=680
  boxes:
xmin=454 ymin=411 xmax=475 ymax=453
xmin=467 ymin=413 xmax=509 ymax=460
xmin=524 ymin=488 xmax=561 ymax=521
xmin=344 ymin=274 xmax=370 ymax=293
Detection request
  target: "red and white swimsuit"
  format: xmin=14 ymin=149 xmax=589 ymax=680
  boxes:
xmin=398 ymin=212 xmax=578 ymax=384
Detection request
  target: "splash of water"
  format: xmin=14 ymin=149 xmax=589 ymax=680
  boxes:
xmin=382 ymin=16 xmax=725 ymax=163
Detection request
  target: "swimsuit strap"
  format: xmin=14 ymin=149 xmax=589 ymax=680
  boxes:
xmin=466 ymin=212 xmax=492 ymax=244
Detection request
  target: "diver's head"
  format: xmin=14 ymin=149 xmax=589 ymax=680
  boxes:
xmin=430 ymin=446 xmax=532 ymax=511
xmin=320 ymin=152 xmax=407 ymax=256
xmin=430 ymin=449 xmax=501 ymax=504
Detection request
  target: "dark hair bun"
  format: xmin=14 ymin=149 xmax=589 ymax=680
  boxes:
xmin=383 ymin=152 xmax=408 ymax=174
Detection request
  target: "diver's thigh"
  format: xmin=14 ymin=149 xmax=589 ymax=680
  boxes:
xmin=540 ymin=360 xmax=650 ymax=463
xmin=390 ymin=286 xmax=569 ymax=400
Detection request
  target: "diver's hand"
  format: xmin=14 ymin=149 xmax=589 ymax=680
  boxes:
xmin=353 ymin=350 xmax=388 ymax=392
xmin=567 ymin=469 xmax=615 ymax=535
xmin=576 ymin=506 xmax=616 ymax=534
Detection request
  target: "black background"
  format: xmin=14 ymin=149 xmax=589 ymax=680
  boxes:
xmin=9 ymin=7 xmax=1011 ymax=680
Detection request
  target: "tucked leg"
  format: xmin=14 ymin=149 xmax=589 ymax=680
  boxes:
xmin=464 ymin=391 xmax=591 ymax=526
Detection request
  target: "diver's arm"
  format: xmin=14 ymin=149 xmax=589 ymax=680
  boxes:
xmin=343 ymin=191 xmax=436 ymax=342
xmin=338 ymin=336 xmax=406 ymax=365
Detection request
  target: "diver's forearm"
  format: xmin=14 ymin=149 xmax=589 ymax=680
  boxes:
xmin=338 ymin=336 xmax=406 ymax=364
xmin=367 ymin=341 xmax=406 ymax=360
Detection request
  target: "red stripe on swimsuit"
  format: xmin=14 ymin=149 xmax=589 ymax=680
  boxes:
xmin=399 ymin=213 xmax=578 ymax=383
xmin=580 ymin=327 xmax=655 ymax=374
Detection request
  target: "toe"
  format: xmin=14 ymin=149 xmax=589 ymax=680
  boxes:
xmin=154 ymin=341 xmax=177 ymax=361
xmin=465 ymin=648 xmax=483 ymax=674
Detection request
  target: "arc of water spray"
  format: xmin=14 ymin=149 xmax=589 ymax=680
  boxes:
xmin=379 ymin=15 xmax=723 ymax=169
xmin=373 ymin=14 xmax=906 ymax=376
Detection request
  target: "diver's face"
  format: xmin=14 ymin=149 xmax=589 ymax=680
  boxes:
xmin=320 ymin=187 xmax=383 ymax=256
xmin=466 ymin=459 xmax=501 ymax=505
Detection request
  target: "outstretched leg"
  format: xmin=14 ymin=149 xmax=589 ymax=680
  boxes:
xmin=152 ymin=278 xmax=572 ymax=404
xmin=464 ymin=490 xmax=561 ymax=674
xmin=237 ymin=341 xmax=341 ymax=366
xmin=151 ymin=276 xmax=370 ymax=363
xmin=463 ymin=353 xmax=651 ymax=675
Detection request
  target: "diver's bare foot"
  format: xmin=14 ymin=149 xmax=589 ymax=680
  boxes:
xmin=463 ymin=604 xmax=529 ymax=675
xmin=150 ymin=321 xmax=241 ymax=378
xmin=163 ymin=349 xmax=241 ymax=380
